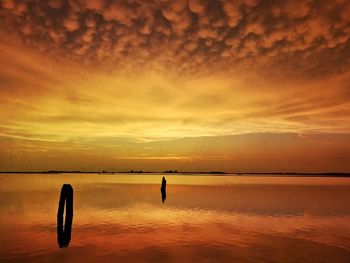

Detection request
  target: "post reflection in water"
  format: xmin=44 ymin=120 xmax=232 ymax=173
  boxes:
xmin=161 ymin=176 xmax=167 ymax=203
xmin=57 ymin=184 xmax=73 ymax=248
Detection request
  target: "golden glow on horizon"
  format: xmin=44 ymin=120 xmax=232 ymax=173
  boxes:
xmin=0 ymin=0 xmax=350 ymax=172
xmin=2 ymin=42 xmax=349 ymax=142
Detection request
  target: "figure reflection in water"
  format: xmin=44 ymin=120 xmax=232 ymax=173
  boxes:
xmin=57 ymin=184 xmax=73 ymax=248
xmin=161 ymin=176 xmax=167 ymax=203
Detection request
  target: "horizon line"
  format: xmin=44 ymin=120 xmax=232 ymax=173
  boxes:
xmin=1 ymin=171 xmax=350 ymax=176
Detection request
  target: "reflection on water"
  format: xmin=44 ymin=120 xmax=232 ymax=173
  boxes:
xmin=0 ymin=174 xmax=350 ymax=262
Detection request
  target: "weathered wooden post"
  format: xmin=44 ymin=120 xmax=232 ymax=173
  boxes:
xmin=161 ymin=176 xmax=166 ymax=203
xmin=57 ymin=184 xmax=73 ymax=248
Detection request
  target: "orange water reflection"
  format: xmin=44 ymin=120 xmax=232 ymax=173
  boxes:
xmin=1 ymin=174 xmax=350 ymax=262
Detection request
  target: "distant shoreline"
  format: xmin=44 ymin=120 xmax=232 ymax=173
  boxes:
xmin=0 ymin=171 xmax=350 ymax=177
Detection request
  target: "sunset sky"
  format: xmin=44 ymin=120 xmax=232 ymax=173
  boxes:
xmin=0 ymin=0 xmax=350 ymax=172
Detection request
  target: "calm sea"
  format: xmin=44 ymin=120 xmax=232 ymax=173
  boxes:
xmin=1 ymin=173 xmax=350 ymax=262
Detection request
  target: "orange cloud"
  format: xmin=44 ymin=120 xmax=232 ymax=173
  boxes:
xmin=0 ymin=0 xmax=349 ymax=171
xmin=0 ymin=0 xmax=348 ymax=76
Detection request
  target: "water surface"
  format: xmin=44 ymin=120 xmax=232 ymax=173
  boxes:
xmin=1 ymin=173 xmax=350 ymax=262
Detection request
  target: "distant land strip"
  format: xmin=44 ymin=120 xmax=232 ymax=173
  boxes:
xmin=0 ymin=171 xmax=350 ymax=176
